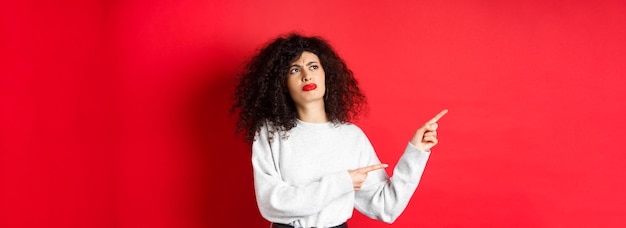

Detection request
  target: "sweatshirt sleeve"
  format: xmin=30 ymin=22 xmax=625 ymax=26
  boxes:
xmin=251 ymin=125 xmax=354 ymax=224
xmin=354 ymin=141 xmax=431 ymax=224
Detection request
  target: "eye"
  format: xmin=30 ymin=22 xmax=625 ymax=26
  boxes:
xmin=309 ymin=65 xmax=319 ymax=70
xmin=289 ymin=68 xmax=299 ymax=74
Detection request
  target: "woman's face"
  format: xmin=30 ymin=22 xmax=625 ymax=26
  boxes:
xmin=286 ymin=51 xmax=326 ymax=106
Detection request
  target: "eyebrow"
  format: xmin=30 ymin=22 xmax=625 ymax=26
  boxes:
xmin=290 ymin=61 xmax=319 ymax=67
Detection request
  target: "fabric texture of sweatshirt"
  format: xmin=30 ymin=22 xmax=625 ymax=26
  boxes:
xmin=252 ymin=119 xmax=431 ymax=228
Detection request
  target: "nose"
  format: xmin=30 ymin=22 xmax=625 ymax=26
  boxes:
xmin=302 ymin=71 xmax=311 ymax=82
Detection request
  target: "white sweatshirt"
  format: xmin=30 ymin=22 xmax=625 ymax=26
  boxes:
xmin=252 ymin=119 xmax=430 ymax=228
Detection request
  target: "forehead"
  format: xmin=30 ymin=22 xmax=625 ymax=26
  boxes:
xmin=290 ymin=51 xmax=320 ymax=65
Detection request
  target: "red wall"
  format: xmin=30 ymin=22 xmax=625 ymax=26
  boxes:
xmin=2 ymin=1 xmax=625 ymax=227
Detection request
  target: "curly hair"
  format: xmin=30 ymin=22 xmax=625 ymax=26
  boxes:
xmin=231 ymin=33 xmax=367 ymax=143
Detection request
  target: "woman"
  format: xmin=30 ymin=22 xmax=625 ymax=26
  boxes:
xmin=232 ymin=33 xmax=447 ymax=228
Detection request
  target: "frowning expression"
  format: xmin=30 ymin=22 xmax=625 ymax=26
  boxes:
xmin=286 ymin=51 xmax=326 ymax=106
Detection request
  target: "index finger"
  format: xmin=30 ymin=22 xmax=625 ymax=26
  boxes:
xmin=427 ymin=109 xmax=448 ymax=124
xmin=356 ymin=164 xmax=388 ymax=173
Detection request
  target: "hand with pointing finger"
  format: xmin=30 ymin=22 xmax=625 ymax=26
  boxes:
xmin=410 ymin=109 xmax=448 ymax=152
xmin=348 ymin=164 xmax=388 ymax=191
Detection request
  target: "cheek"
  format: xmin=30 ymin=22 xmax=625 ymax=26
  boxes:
xmin=319 ymin=72 xmax=326 ymax=90
xmin=286 ymin=78 xmax=299 ymax=93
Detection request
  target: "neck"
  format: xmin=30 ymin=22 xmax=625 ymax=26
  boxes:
xmin=296 ymin=101 xmax=328 ymax=123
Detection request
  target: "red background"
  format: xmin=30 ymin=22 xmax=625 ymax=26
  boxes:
xmin=2 ymin=0 xmax=625 ymax=227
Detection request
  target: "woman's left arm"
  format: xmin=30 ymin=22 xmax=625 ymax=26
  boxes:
xmin=354 ymin=109 xmax=448 ymax=223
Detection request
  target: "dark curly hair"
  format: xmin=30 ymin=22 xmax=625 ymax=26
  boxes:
xmin=231 ymin=33 xmax=367 ymax=143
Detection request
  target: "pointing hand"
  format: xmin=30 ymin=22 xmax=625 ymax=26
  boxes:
xmin=410 ymin=109 xmax=448 ymax=152
xmin=348 ymin=164 xmax=388 ymax=191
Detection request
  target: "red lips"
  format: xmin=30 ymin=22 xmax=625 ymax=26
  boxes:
xmin=302 ymin=83 xmax=317 ymax=91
